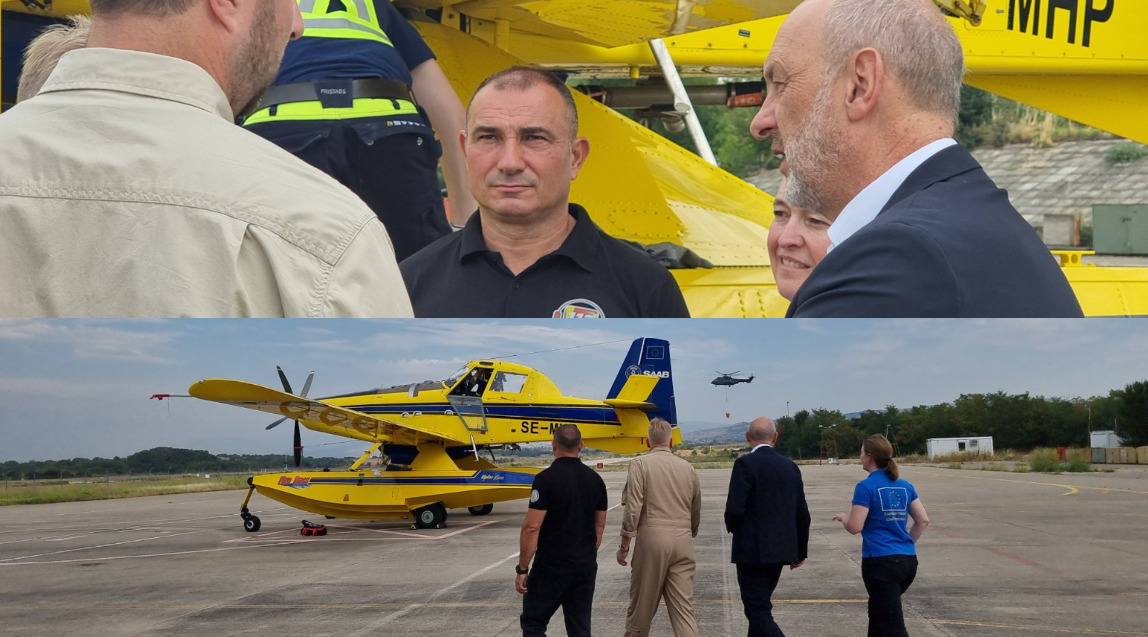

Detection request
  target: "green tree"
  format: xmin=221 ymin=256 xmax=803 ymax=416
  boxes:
xmin=956 ymin=85 xmax=993 ymax=149
xmin=1110 ymin=381 xmax=1148 ymax=446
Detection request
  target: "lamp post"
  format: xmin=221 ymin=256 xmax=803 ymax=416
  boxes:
xmin=819 ymin=423 xmax=838 ymax=465
xmin=786 ymin=401 xmax=790 ymax=418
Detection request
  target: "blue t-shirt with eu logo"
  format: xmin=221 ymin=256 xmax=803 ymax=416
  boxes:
xmin=852 ymin=468 xmax=919 ymax=558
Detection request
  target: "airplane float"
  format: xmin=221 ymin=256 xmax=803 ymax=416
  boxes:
xmin=3 ymin=1 xmax=1147 ymax=315
xmin=153 ymin=337 xmax=678 ymax=532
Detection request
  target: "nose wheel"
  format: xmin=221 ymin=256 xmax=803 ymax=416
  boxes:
xmin=241 ymin=510 xmax=261 ymax=532
xmin=239 ymin=484 xmax=261 ymax=532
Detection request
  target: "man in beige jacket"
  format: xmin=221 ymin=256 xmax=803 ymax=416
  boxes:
xmin=616 ymin=417 xmax=702 ymax=636
xmin=0 ymin=0 xmax=412 ymax=317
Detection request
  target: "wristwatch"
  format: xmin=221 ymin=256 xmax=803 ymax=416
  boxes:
xmin=515 ymin=564 xmax=529 ymax=575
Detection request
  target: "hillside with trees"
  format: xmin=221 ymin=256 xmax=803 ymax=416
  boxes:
xmin=770 ymin=380 xmax=1147 ymax=462
xmin=1 ymin=448 xmax=354 ymax=481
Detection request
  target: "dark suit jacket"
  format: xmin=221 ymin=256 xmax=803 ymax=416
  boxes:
xmin=786 ymin=145 xmax=1084 ymax=317
xmin=724 ymin=445 xmax=810 ymax=565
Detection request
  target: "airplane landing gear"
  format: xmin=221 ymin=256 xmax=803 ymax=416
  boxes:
xmin=412 ymin=503 xmax=447 ymax=529
xmin=468 ymin=504 xmax=494 ymax=516
xmin=241 ymin=511 xmax=261 ymax=532
xmin=240 ymin=483 xmax=260 ymax=532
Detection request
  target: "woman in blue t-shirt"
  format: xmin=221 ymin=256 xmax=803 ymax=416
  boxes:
xmin=833 ymin=434 xmax=930 ymax=637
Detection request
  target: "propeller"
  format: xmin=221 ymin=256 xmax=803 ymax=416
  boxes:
xmin=266 ymin=366 xmax=314 ymax=467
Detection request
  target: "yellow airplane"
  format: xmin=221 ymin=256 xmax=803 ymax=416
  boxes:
xmin=164 ymin=337 xmax=677 ymax=531
xmin=2 ymin=1 xmax=1146 ymax=315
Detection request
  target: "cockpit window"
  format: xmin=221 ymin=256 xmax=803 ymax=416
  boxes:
xmin=490 ymin=371 xmax=527 ymax=394
xmin=444 ymin=364 xmax=471 ymax=388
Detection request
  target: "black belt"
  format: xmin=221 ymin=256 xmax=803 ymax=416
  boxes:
xmin=257 ymin=79 xmax=414 ymax=110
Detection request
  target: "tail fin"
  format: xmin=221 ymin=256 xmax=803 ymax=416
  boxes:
xmin=607 ymin=338 xmax=676 ymax=424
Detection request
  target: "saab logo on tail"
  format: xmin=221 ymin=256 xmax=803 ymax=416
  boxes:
xmin=644 ymin=371 xmax=670 ymax=378
xmin=625 ymin=365 xmax=642 ymax=377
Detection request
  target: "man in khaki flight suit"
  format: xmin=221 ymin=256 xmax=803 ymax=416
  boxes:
xmin=616 ymin=417 xmax=702 ymax=636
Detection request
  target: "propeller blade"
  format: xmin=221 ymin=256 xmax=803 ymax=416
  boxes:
xmin=276 ymin=365 xmax=293 ymax=394
xmin=300 ymin=371 xmax=314 ymax=398
xmin=293 ymin=420 xmax=303 ymax=467
xmin=266 ymin=416 xmax=288 ymax=430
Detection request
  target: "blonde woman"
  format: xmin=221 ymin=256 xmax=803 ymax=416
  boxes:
xmin=833 ymin=434 xmax=930 ymax=637
xmin=769 ymin=176 xmax=833 ymax=301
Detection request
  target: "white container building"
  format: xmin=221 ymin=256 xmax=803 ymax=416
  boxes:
xmin=1090 ymin=430 xmax=1122 ymax=448
xmin=926 ymin=436 xmax=994 ymax=460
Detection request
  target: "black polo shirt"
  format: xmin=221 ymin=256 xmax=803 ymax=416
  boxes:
xmin=530 ymin=456 xmax=608 ymax=574
xmin=399 ymin=204 xmax=691 ymax=317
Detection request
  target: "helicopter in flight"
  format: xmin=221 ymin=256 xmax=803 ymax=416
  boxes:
xmin=712 ymin=372 xmax=754 ymax=387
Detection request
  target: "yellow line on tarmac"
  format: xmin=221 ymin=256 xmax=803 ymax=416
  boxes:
xmin=928 ymin=618 xmax=1148 ymax=635
xmin=918 ymin=469 xmax=1148 ymax=497
xmin=916 ymin=471 xmax=1083 ymax=495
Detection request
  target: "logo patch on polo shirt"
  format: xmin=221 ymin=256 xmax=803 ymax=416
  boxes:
xmin=552 ymin=299 xmax=605 ymax=318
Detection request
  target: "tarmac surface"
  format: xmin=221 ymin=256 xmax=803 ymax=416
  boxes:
xmin=2 ymin=463 xmax=1147 ymax=636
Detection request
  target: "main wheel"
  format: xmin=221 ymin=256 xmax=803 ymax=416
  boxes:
xmin=468 ymin=503 xmax=494 ymax=516
xmin=413 ymin=503 xmax=446 ymax=529
xmin=243 ymin=514 xmax=261 ymax=532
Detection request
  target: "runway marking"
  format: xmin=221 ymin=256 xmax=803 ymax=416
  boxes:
xmin=0 ymin=530 xmax=199 ymax=564
xmin=346 ymin=550 xmax=519 ymax=636
xmin=926 ymin=619 xmax=1148 ymax=635
xmin=1 ymin=519 xmax=500 ymax=564
xmin=917 ymin=470 xmax=1148 ymax=497
xmin=221 ymin=520 xmax=501 ymax=545
xmin=928 ymin=527 xmax=1070 ymax=578
xmin=343 ymin=503 xmax=625 ymax=636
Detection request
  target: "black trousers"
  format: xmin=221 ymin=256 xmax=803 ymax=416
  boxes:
xmin=861 ymin=554 xmax=918 ymax=637
xmin=520 ymin=565 xmax=596 ymax=637
xmin=735 ymin=562 xmax=786 ymax=637
xmin=247 ymin=119 xmax=450 ymax=262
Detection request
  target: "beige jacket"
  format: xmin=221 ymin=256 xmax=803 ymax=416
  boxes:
xmin=0 ymin=48 xmax=413 ymax=318
xmin=621 ymin=446 xmax=702 ymax=537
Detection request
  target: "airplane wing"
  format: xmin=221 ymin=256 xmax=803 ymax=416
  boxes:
xmin=188 ymin=379 xmax=470 ymax=445
xmin=403 ymin=0 xmax=802 ymax=48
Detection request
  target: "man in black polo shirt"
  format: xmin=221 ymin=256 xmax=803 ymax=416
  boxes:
xmin=400 ymin=66 xmax=690 ymax=318
xmin=515 ymin=424 xmax=608 ymax=636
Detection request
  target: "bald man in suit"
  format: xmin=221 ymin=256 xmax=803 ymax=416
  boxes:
xmin=725 ymin=417 xmax=810 ymax=636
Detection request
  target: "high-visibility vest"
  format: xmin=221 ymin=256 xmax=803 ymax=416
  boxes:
xmin=298 ymin=0 xmax=393 ymax=46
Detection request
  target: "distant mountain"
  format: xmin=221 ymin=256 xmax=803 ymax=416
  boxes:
xmin=682 ymin=421 xmax=749 ymax=445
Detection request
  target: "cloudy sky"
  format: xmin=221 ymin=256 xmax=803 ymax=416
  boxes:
xmin=1 ymin=319 xmax=1144 ymax=462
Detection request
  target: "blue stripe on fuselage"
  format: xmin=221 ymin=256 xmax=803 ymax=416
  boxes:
xmin=299 ymin=470 xmax=537 ymax=486
xmin=344 ymin=403 xmax=620 ymax=425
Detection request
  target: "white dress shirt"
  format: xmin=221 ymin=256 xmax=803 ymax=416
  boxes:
xmin=827 ymin=138 xmax=958 ymax=253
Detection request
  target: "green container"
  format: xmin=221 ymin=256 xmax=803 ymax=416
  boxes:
xmin=1093 ymin=204 xmax=1148 ymax=255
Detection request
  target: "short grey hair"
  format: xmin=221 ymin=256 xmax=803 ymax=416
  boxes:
xmin=648 ymin=417 xmax=673 ymax=446
xmin=747 ymin=417 xmax=777 ymax=443
xmin=17 ymin=15 xmax=91 ymax=102
xmin=823 ymin=0 xmax=964 ymax=125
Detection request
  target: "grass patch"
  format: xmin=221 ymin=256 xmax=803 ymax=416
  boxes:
xmin=0 ymin=474 xmax=249 ymax=506
xmin=933 ymin=451 xmax=996 ymax=463
xmin=983 ymin=463 xmax=1007 ymax=472
xmin=1027 ymin=448 xmax=1091 ymax=473
xmin=1105 ymin=141 xmax=1148 ymax=164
